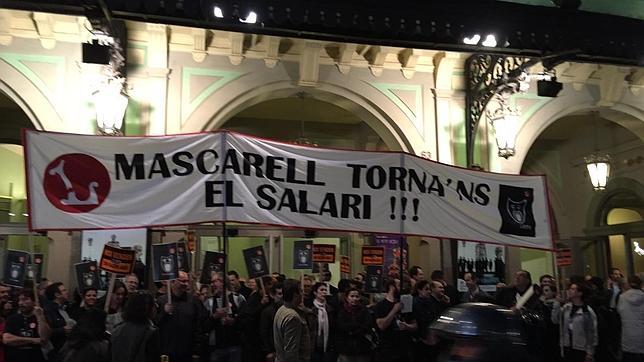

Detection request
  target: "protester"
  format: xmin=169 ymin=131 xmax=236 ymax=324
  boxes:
xmin=334 ymin=287 xmax=372 ymax=362
xmin=552 ymin=282 xmax=598 ymax=362
xmin=606 ymin=267 xmax=624 ymax=362
xmin=2 ymin=289 xmax=51 ymax=362
xmin=459 ymin=272 xmax=490 ymax=303
xmin=204 ymin=272 xmax=245 ymax=362
xmin=306 ymin=283 xmax=335 ymax=362
xmin=111 ymin=291 xmax=160 ymax=362
xmin=58 ymin=308 xmax=110 ymax=362
xmin=156 ymin=271 xmax=204 ymax=362
xmin=374 ymin=279 xmax=417 ymax=362
xmin=408 ymin=266 xmax=424 ymax=295
xmin=228 ymin=271 xmax=252 ymax=299
xmin=540 ymin=282 xmax=561 ymax=362
xmin=430 ymin=270 xmax=458 ymax=305
xmin=273 ymin=279 xmax=310 ymax=362
xmin=44 ymin=282 xmax=74 ymax=358
xmin=301 ymin=276 xmax=314 ymax=307
xmin=68 ymin=287 xmax=98 ymax=322
xmin=260 ymin=281 xmax=283 ymax=362
xmin=124 ymin=274 xmax=140 ymax=294
xmin=496 ymin=270 xmax=542 ymax=311
xmin=617 ymin=275 xmax=644 ymax=362
xmin=238 ymin=276 xmax=271 ymax=362
xmin=103 ymin=280 xmax=127 ymax=333
xmin=320 ymin=271 xmax=338 ymax=296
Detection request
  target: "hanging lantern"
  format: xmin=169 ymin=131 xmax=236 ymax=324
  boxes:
xmin=584 ymin=154 xmax=611 ymax=191
xmin=487 ymin=101 xmax=520 ymax=159
xmin=94 ymin=77 xmax=128 ymax=136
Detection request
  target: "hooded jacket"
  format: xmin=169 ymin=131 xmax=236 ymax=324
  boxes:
xmin=617 ymin=288 xmax=644 ymax=354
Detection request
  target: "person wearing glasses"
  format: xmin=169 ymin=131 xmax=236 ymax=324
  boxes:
xmin=156 ymin=271 xmax=205 ymax=362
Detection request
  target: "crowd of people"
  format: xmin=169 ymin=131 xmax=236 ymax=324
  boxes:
xmin=0 ymin=266 xmax=642 ymax=362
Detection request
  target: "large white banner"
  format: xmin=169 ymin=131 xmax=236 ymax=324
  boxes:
xmin=25 ymin=130 xmax=554 ymax=250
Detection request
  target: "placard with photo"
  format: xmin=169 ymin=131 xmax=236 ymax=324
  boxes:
xmin=3 ymin=250 xmax=29 ymax=287
xmin=200 ymin=251 xmax=226 ymax=285
xmin=75 ymin=261 xmax=100 ymax=292
xmin=243 ymin=246 xmax=269 ymax=279
xmin=152 ymin=242 xmax=179 ymax=282
xmin=293 ymin=240 xmax=313 ymax=269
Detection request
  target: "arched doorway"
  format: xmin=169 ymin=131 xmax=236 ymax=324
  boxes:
xmin=521 ymin=111 xmax=644 ymax=279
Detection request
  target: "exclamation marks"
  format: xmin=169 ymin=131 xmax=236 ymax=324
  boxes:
xmin=390 ymin=196 xmax=420 ymax=221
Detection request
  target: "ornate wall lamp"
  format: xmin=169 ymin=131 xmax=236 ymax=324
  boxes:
xmin=465 ymin=52 xmax=570 ymax=166
xmin=465 ymin=55 xmax=529 ymax=165
xmin=84 ymin=0 xmax=128 ymax=136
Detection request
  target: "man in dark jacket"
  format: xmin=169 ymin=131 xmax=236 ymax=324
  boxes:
xmin=495 ymin=270 xmax=541 ymax=311
xmin=44 ymin=282 xmax=73 ymax=359
xmin=156 ymin=271 xmax=205 ymax=362
xmin=260 ymin=282 xmax=283 ymax=361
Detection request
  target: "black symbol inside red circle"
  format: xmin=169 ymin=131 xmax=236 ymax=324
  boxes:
xmin=43 ymin=153 xmax=110 ymax=213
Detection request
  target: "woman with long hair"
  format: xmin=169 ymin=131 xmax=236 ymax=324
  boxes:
xmin=110 ymin=291 xmax=160 ymax=362
xmin=334 ymin=287 xmax=373 ymax=362
xmin=99 ymin=281 xmax=128 ymax=333
xmin=552 ymin=282 xmax=598 ymax=362
xmin=58 ymin=308 xmax=110 ymax=362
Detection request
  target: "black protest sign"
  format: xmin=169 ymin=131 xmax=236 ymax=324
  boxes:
xmin=152 ymin=242 xmax=179 ymax=282
xmin=365 ymin=266 xmax=383 ymax=293
xmin=293 ymin=240 xmax=313 ymax=269
xmin=200 ymin=251 xmax=226 ymax=285
xmin=176 ymin=241 xmax=191 ymax=272
xmin=26 ymin=253 xmax=44 ymax=284
xmin=99 ymin=244 xmax=136 ymax=275
xmin=75 ymin=261 xmax=100 ymax=292
xmin=3 ymin=250 xmax=29 ymax=287
xmin=243 ymin=246 xmax=269 ymax=279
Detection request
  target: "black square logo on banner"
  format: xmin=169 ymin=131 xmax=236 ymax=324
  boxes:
xmin=498 ymin=185 xmax=536 ymax=237
xmin=4 ymin=250 xmax=29 ymax=288
xmin=293 ymin=240 xmax=313 ymax=270
xmin=200 ymin=252 xmax=226 ymax=285
xmin=243 ymin=246 xmax=269 ymax=279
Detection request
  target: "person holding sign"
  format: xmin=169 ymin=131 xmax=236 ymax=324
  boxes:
xmin=2 ymin=289 xmax=51 ymax=362
xmin=203 ymin=273 xmax=246 ymax=362
xmin=43 ymin=282 xmax=75 ymax=359
xmin=156 ymin=271 xmax=204 ymax=362
xmin=374 ymin=279 xmax=417 ymax=362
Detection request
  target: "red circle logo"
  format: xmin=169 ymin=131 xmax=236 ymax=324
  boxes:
xmin=43 ymin=154 xmax=110 ymax=213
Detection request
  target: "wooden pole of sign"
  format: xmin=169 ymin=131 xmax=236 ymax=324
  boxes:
xmin=104 ymin=273 xmax=115 ymax=313
xmin=167 ymin=280 xmax=172 ymax=305
xmin=221 ymin=222 xmax=229 ymax=309
xmin=28 ymin=233 xmax=40 ymax=308
xmin=258 ymin=276 xmax=267 ymax=297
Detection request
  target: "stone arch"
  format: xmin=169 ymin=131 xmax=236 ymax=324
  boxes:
xmin=495 ymin=85 xmax=644 ymax=174
xmin=586 ymin=177 xmax=644 ymax=229
xmin=179 ymin=70 xmax=425 ymax=153
xmin=0 ymin=59 xmax=63 ymax=131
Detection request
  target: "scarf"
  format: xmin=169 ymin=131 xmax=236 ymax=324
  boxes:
xmin=313 ymin=299 xmax=329 ymax=352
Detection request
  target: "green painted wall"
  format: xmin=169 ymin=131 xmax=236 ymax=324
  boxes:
xmin=520 ymin=248 xmax=554 ymax=281
xmin=0 ymin=146 xmax=25 ymax=200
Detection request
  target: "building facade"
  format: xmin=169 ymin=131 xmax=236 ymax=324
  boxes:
xmin=1 ymin=6 xmax=642 ymax=288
